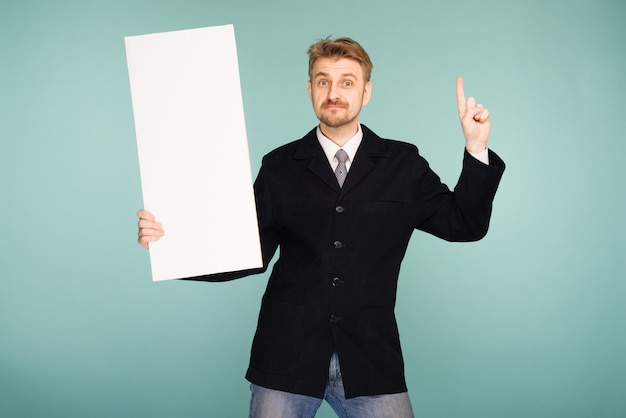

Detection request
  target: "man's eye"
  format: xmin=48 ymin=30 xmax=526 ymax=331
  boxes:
xmin=344 ymin=81 xmax=352 ymax=87
xmin=319 ymin=80 xmax=328 ymax=86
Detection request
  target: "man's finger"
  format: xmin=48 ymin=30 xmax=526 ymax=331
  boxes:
xmin=456 ymin=77 xmax=466 ymax=116
xmin=466 ymin=105 xmax=490 ymax=123
xmin=466 ymin=96 xmax=477 ymax=110
xmin=137 ymin=209 xmax=155 ymax=221
xmin=138 ymin=227 xmax=164 ymax=238
xmin=138 ymin=235 xmax=160 ymax=249
xmin=138 ymin=218 xmax=162 ymax=230
xmin=476 ymin=108 xmax=490 ymax=122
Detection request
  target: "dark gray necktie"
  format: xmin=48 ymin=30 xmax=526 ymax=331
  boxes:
xmin=334 ymin=149 xmax=348 ymax=187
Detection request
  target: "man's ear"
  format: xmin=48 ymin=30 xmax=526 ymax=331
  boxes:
xmin=307 ymin=80 xmax=312 ymax=100
xmin=362 ymin=81 xmax=372 ymax=106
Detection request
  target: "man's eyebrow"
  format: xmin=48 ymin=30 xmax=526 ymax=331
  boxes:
xmin=313 ymin=72 xmax=358 ymax=79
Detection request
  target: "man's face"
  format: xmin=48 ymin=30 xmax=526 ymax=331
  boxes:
xmin=308 ymin=57 xmax=372 ymax=130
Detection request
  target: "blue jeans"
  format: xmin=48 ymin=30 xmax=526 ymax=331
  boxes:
xmin=249 ymin=351 xmax=414 ymax=418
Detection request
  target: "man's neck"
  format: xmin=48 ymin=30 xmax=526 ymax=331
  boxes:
xmin=318 ymin=122 xmax=360 ymax=147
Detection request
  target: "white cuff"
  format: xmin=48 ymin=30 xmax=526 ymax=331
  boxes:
xmin=469 ymin=148 xmax=489 ymax=165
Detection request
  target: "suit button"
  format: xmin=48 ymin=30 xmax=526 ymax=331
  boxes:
xmin=335 ymin=206 xmax=344 ymax=213
xmin=330 ymin=315 xmax=342 ymax=323
xmin=333 ymin=241 xmax=344 ymax=249
xmin=332 ymin=277 xmax=344 ymax=287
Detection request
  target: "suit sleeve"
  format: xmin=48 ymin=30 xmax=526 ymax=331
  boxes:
xmin=415 ymin=149 xmax=505 ymax=242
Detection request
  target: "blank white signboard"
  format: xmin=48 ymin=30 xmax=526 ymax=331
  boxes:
xmin=125 ymin=25 xmax=262 ymax=281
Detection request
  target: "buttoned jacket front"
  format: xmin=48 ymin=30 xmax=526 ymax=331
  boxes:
xmin=190 ymin=124 xmax=505 ymax=399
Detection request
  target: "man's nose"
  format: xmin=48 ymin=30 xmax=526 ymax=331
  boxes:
xmin=327 ymin=83 xmax=340 ymax=100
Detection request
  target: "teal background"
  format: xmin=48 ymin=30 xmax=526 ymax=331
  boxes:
xmin=1 ymin=0 xmax=624 ymax=416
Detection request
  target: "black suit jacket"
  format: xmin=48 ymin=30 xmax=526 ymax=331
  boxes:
xmin=188 ymin=124 xmax=505 ymax=398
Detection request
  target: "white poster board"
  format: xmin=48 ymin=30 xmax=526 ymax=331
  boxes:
xmin=125 ymin=25 xmax=262 ymax=281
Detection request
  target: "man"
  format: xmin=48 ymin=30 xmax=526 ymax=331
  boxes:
xmin=137 ymin=37 xmax=504 ymax=417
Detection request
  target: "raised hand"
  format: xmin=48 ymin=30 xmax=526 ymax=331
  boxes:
xmin=456 ymin=77 xmax=490 ymax=154
xmin=137 ymin=209 xmax=164 ymax=249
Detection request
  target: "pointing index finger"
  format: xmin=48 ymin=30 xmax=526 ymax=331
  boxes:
xmin=456 ymin=77 xmax=466 ymax=116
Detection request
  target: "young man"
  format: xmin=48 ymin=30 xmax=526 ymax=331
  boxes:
xmin=137 ymin=37 xmax=504 ymax=417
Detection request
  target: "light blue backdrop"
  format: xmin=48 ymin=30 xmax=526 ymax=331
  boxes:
xmin=1 ymin=0 xmax=624 ymax=417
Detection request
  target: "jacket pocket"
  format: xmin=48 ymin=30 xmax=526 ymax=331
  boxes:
xmin=362 ymin=201 xmax=404 ymax=212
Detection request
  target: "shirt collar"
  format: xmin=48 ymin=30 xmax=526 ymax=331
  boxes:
xmin=316 ymin=125 xmax=363 ymax=167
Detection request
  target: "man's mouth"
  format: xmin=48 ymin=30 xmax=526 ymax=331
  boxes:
xmin=324 ymin=102 xmax=346 ymax=109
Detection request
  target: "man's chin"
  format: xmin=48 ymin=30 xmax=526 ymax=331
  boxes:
xmin=319 ymin=115 xmax=356 ymax=129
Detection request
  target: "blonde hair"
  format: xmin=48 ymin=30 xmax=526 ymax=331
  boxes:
xmin=307 ymin=37 xmax=373 ymax=82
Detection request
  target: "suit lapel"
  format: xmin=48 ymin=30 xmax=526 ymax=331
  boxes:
xmin=339 ymin=125 xmax=387 ymax=197
xmin=294 ymin=125 xmax=388 ymax=195
xmin=294 ymin=128 xmax=341 ymax=192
